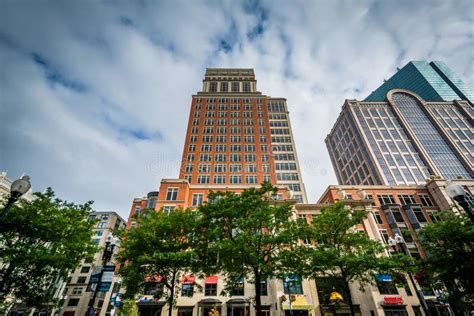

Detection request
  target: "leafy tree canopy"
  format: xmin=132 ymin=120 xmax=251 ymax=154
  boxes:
xmin=0 ymin=188 xmax=98 ymax=310
xmin=117 ymin=208 xmax=200 ymax=316
xmin=418 ymin=211 xmax=474 ymax=314
xmin=196 ymin=183 xmax=305 ymax=315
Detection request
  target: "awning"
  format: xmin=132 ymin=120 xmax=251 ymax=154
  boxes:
xmin=182 ymin=275 xmax=195 ymax=284
xmin=205 ymin=275 xmax=218 ymax=284
xmin=281 ymin=295 xmax=313 ymax=310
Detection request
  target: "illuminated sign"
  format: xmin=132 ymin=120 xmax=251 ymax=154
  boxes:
xmin=383 ymin=296 xmax=403 ymax=305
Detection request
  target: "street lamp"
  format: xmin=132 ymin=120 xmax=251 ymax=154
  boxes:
xmin=445 ymin=181 xmax=474 ymax=223
xmin=0 ymin=175 xmax=31 ymax=222
xmin=86 ymin=233 xmax=119 ymax=316
xmin=388 ymin=233 xmax=431 ymax=316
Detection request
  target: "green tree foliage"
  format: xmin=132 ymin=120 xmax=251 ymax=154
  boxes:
xmin=118 ymin=208 xmax=200 ymax=316
xmin=418 ymin=211 xmax=474 ymax=315
xmin=0 ymin=188 xmax=97 ymax=310
xmin=196 ymin=183 xmax=304 ymax=316
xmin=120 ymin=299 xmax=138 ymax=316
xmin=288 ymin=202 xmax=408 ymax=316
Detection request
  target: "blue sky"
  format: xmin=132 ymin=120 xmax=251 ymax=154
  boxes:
xmin=1 ymin=0 xmax=473 ymax=219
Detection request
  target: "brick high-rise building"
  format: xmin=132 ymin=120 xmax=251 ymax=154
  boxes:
xmin=125 ymin=69 xmax=313 ymax=316
xmin=178 ymin=68 xmax=307 ymax=202
xmin=325 ymin=89 xmax=473 ymax=186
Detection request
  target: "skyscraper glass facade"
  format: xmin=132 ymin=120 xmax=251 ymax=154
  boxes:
xmin=365 ymin=61 xmax=474 ymax=105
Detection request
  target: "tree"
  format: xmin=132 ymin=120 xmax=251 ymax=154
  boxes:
xmin=0 ymin=188 xmax=98 ymax=311
xmin=196 ymin=183 xmax=304 ymax=316
xmin=418 ymin=211 xmax=474 ymax=315
xmin=290 ymin=202 xmax=408 ymax=316
xmin=118 ymin=208 xmax=200 ymax=316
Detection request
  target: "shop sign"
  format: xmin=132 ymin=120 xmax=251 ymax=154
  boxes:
xmin=383 ymin=296 xmax=403 ymax=305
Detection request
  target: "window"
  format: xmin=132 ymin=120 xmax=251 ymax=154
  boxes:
xmin=230 ymin=154 xmax=241 ymax=162
xmin=163 ymin=206 xmax=176 ymax=215
xmin=244 ymin=136 xmax=255 ymax=143
xmin=283 ymin=275 xmax=303 ymax=294
xmin=374 ymin=212 xmax=383 ymax=224
xmin=94 ymin=230 xmax=103 ymax=237
xmin=376 ymin=279 xmax=398 ymax=295
xmin=216 ymin=136 xmax=227 ymax=142
xmin=231 ymin=127 xmax=241 ymax=134
xmin=418 ymin=194 xmax=433 ymax=207
xmin=377 ymin=194 xmax=396 ymax=205
xmin=413 ymin=207 xmax=427 ymax=222
xmin=197 ymin=175 xmax=210 ymax=184
xmin=259 ymin=280 xmax=268 ymax=296
xmin=192 ymin=194 xmax=204 ymax=206
xmin=184 ymin=175 xmax=192 ymax=183
xmin=202 ymin=136 xmax=213 ymax=143
xmin=398 ymin=195 xmax=416 ymax=205
xmin=92 ymin=239 xmax=100 ymax=245
xmin=231 ymin=277 xmax=245 ymax=296
xmin=262 ymin=164 xmax=270 ymax=172
xmin=77 ymin=276 xmax=87 ymax=284
xmin=67 ymin=298 xmax=80 ymax=306
xmin=391 ymin=208 xmax=405 ymax=223
xmin=220 ymin=82 xmax=228 ymax=92
xmin=166 ymin=188 xmax=178 ymax=201
xmin=275 ymin=163 xmax=297 ymax=170
xmin=246 ymin=176 xmax=258 ymax=184
xmin=190 ymin=135 xmax=197 ymax=143
xmin=214 ymin=175 xmax=226 ymax=184
xmin=230 ymin=164 xmax=242 ymax=173
xmin=187 ymin=154 xmax=195 ymax=162
xmin=215 ymin=154 xmax=226 ymax=162
xmin=230 ymin=144 xmax=241 ymax=152
xmin=230 ymin=135 xmax=241 ymax=142
xmin=428 ymin=212 xmax=441 ymax=223
xmin=231 ymin=81 xmax=240 ymax=92
xmin=185 ymin=164 xmax=194 ymax=173
xmin=72 ymin=287 xmax=83 ymax=295
xmin=244 ymin=127 xmax=254 ymax=134
xmin=263 ymin=175 xmax=271 ymax=183
xmin=188 ymin=145 xmax=195 ymax=153
xmin=200 ymin=154 xmax=212 ymax=162
xmin=203 ymin=126 xmax=213 ymax=133
xmin=214 ymin=164 xmax=226 ymax=173
xmin=215 ymin=144 xmax=226 ymax=152
xmin=198 ymin=164 xmax=210 ymax=173
xmin=205 ymin=284 xmax=217 ymax=296
xmin=245 ymin=164 xmax=257 ymax=173
xmin=243 ymin=82 xmax=251 ymax=92
xmin=80 ymin=266 xmax=90 ymax=274
xmin=209 ymin=82 xmax=217 ymax=92
xmin=181 ymin=284 xmax=194 ymax=297
xmin=244 ymin=154 xmax=256 ymax=162
xmin=230 ymin=176 xmax=242 ymax=184
xmin=244 ymin=145 xmax=255 ymax=152
xmin=379 ymin=230 xmax=390 ymax=244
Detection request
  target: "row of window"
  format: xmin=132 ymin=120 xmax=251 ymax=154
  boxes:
xmin=189 ymin=135 xmax=267 ymax=143
xmin=190 ymin=127 xmax=266 ymax=135
xmin=377 ymin=194 xmax=433 ymax=207
xmin=189 ymin=144 xmax=266 ymax=152
xmin=195 ymin=111 xmax=262 ymax=118
xmin=208 ymin=81 xmax=252 ymax=93
xmin=192 ymin=119 xmax=265 ymax=126
xmin=196 ymin=175 xmax=267 ymax=184
xmin=186 ymin=153 xmax=270 ymax=163
xmin=195 ymin=97 xmax=261 ymax=104
xmin=185 ymin=164 xmax=271 ymax=173
xmin=197 ymin=104 xmax=260 ymax=111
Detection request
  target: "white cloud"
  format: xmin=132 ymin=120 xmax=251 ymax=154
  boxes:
xmin=1 ymin=0 xmax=472 ymax=219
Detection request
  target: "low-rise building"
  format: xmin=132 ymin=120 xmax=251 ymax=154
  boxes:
xmin=61 ymin=211 xmax=126 ymax=316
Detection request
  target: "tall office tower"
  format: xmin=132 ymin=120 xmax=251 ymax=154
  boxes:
xmin=326 ymin=89 xmax=473 ymax=186
xmin=365 ymin=61 xmax=474 ymax=105
xmin=177 ymin=68 xmax=307 ymax=203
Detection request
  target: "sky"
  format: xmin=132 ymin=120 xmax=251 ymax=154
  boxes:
xmin=1 ymin=0 xmax=473 ymax=220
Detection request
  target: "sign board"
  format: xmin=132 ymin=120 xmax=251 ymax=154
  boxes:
xmin=383 ymin=296 xmax=403 ymax=305
xmin=376 ymin=274 xmax=392 ymax=282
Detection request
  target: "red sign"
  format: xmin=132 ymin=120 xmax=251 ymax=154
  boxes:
xmin=383 ymin=296 xmax=403 ymax=305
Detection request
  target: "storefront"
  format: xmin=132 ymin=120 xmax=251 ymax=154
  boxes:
xmin=198 ymin=298 xmax=222 ymax=316
xmin=226 ymin=298 xmax=250 ymax=316
xmin=137 ymin=300 xmax=165 ymax=316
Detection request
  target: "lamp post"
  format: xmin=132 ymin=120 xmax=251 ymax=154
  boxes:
xmin=86 ymin=233 xmax=118 ymax=316
xmin=445 ymin=182 xmax=474 ymax=223
xmin=388 ymin=233 xmax=431 ymax=316
xmin=0 ymin=175 xmax=31 ymax=222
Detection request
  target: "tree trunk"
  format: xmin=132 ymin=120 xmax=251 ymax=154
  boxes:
xmin=254 ymin=268 xmax=262 ymax=316
xmin=168 ymin=273 xmax=176 ymax=316
xmin=343 ymin=280 xmax=355 ymax=316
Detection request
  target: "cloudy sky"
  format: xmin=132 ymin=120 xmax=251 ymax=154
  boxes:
xmin=1 ymin=0 xmax=473 ymax=219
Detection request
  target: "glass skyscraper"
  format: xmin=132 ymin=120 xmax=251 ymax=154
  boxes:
xmin=365 ymin=61 xmax=474 ymax=105
xmin=326 ymin=90 xmax=473 ymax=186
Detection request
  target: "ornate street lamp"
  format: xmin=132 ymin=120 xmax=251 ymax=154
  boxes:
xmin=87 ymin=233 xmax=119 ymax=316
xmin=445 ymin=181 xmax=474 ymax=223
xmin=0 ymin=175 xmax=31 ymax=222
